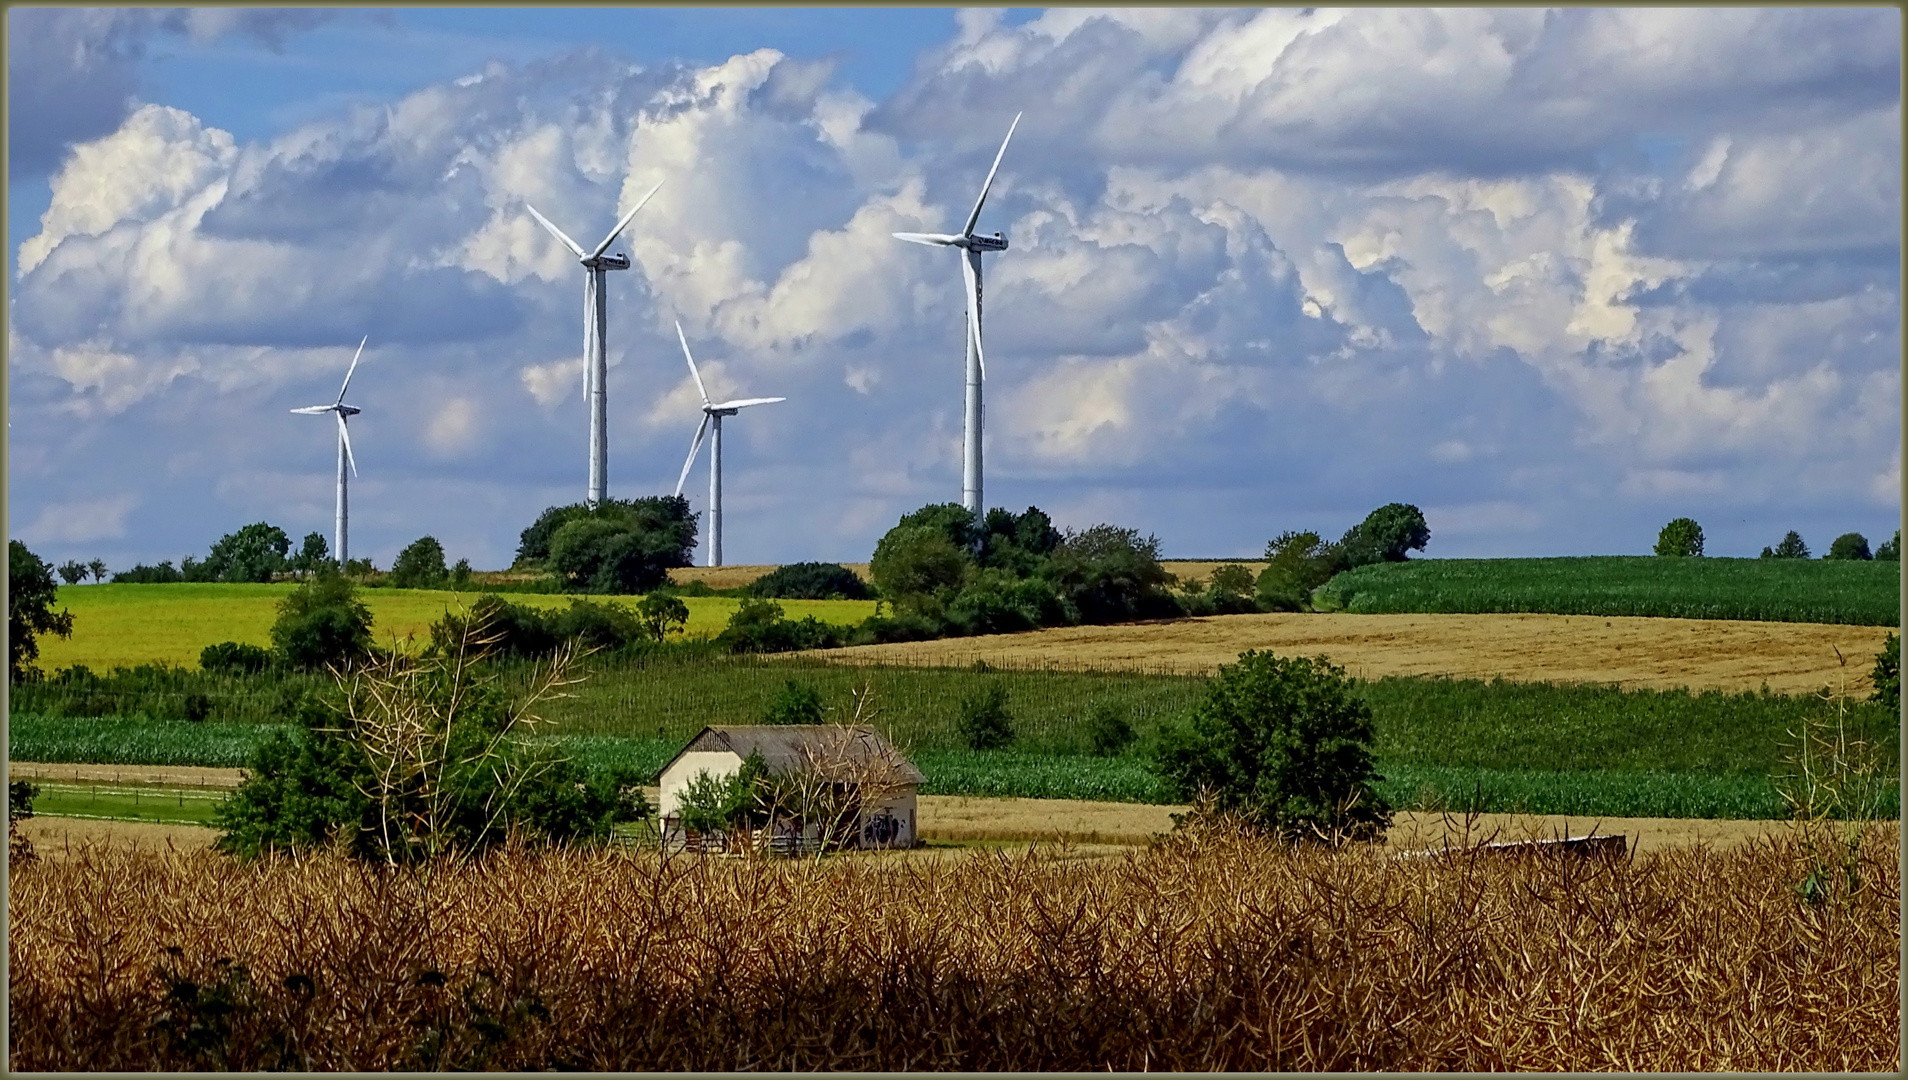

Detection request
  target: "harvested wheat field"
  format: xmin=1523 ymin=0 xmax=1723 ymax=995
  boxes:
xmin=810 ymin=612 xmax=1898 ymax=694
xmin=10 ymin=824 xmax=1897 ymax=1070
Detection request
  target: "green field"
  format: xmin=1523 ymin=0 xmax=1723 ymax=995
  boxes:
xmin=13 ymin=647 xmax=1898 ymax=819
xmin=31 ymin=583 xmax=877 ymax=670
xmin=20 ymin=782 xmax=227 ymax=826
xmin=1314 ymin=556 xmax=1902 ymax=625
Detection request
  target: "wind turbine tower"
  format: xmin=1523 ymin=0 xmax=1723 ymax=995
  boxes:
xmin=670 ymin=322 xmax=785 ymax=567
xmin=893 ymin=112 xmax=1020 ymax=516
xmin=525 ymin=180 xmax=664 ymax=508
xmin=290 ymin=336 xmax=367 ymax=566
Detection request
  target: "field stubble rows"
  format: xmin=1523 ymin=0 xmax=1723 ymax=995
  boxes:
xmin=807 ymin=611 xmax=1897 ymax=695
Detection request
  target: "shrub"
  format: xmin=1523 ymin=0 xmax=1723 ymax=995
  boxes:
xmin=9 ymin=540 xmax=74 ymax=681
xmin=1084 ymin=700 xmax=1136 ymax=757
xmin=1826 ymin=533 xmax=1872 ymax=561
xmin=674 ymin=751 xmax=769 ymax=836
xmin=215 ymin=627 xmax=648 ymax=862
xmin=270 ymin=573 xmax=374 ymax=671
xmin=112 ymin=560 xmax=185 ymax=584
xmin=716 ymin=598 xmax=845 ymax=654
xmin=1654 ymin=518 xmax=1705 ymax=557
xmin=749 ymin=562 xmax=870 ymax=600
xmin=763 ymin=680 xmax=826 ymax=725
xmin=200 ymin=641 xmax=274 ymax=676
xmin=1154 ymin=650 xmax=1391 ymax=844
xmin=1257 ymin=531 xmax=1339 ymax=612
xmin=547 ymin=599 xmax=646 ymax=653
xmin=431 ymin=595 xmax=558 ymax=659
xmin=1875 ymin=530 xmax=1900 ymax=561
xmin=946 ymin=570 xmax=1065 ymax=636
xmin=1872 ymin=634 xmax=1899 ymax=713
xmin=956 ymin=682 xmax=1016 ymax=751
xmin=1043 ymin=525 xmax=1178 ymax=624
xmin=389 ymin=536 xmax=449 ymax=588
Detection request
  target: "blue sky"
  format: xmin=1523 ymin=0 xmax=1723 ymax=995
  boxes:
xmin=8 ymin=7 xmax=1901 ymax=572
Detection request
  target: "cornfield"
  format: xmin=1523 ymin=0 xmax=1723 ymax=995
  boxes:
xmin=10 ymin=823 xmax=1899 ymax=1069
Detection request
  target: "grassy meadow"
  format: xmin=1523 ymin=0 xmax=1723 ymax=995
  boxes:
xmin=32 ymin=582 xmax=876 ymax=670
xmin=1315 ymin=555 xmax=1902 ymax=625
xmin=11 ymin=827 xmax=1898 ymax=1070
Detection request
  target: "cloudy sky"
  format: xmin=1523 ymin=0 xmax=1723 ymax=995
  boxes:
xmin=8 ymin=7 xmax=1901 ymax=572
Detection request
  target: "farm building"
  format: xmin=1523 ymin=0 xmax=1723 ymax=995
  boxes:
xmin=655 ymin=725 xmax=925 ymax=853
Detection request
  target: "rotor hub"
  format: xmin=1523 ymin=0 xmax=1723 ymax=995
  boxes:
xmin=583 ymin=253 xmax=632 ymax=271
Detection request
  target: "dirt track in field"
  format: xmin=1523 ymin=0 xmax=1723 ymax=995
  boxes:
xmin=808 ymin=612 xmax=1897 ymax=694
xmin=14 ymin=800 xmax=1799 ymax=861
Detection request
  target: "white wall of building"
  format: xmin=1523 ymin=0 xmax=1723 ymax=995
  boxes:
xmin=658 ymin=750 xmax=744 ymax=819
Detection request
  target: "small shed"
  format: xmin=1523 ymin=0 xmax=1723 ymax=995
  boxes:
xmin=655 ymin=725 xmax=926 ymax=852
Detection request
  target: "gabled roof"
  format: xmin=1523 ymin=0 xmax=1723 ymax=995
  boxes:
xmin=654 ymin=725 xmax=926 ymax=786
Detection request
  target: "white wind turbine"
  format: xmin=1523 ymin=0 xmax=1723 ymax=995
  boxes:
xmin=525 ymin=180 xmax=664 ymax=508
xmin=670 ymin=322 xmax=785 ymax=568
xmin=290 ymin=336 xmax=367 ymax=567
xmin=892 ymin=111 xmax=1021 ymax=517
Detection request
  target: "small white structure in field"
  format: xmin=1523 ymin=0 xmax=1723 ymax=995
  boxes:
xmin=655 ymin=725 xmax=925 ymax=852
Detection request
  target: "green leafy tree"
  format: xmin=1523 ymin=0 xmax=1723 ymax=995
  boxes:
xmin=288 ymin=532 xmax=330 ymax=578
xmin=1764 ymin=530 xmax=1809 ymax=560
xmin=674 ymin=751 xmax=770 ymax=836
xmin=1826 ymin=532 xmax=1872 ymax=561
xmin=1339 ymin=503 xmax=1431 ymax=566
xmin=270 ymin=572 xmax=374 ymax=670
xmin=869 ymin=523 xmax=971 ymax=612
xmin=430 ymin=595 xmax=558 ymax=659
xmin=715 ymin=597 xmax=845 ymax=654
xmin=546 ymin=598 xmax=645 ymax=653
xmin=1872 ymin=634 xmax=1899 ymax=713
xmin=1654 ymin=517 xmax=1705 ymax=557
xmin=543 ymin=498 xmax=697 ymax=594
xmin=1875 ymin=530 xmax=1900 ymax=561
xmin=763 ymin=680 xmax=826 ymax=725
xmin=634 ymin=592 xmax=690 ymax=641
xmin=87 ymin=558 xmax=108 ymax=584
xmin=956 ymin=681 xmax=1016 ymax=750
xmin=56 ymin=560 xmax=87 ymax=586
xmin=946 ymin=569 xmax=1065 ymax=635
xmin=9 ymin=540 xmax=74 ymax=681
xmin=449 ymin=558 xmax=472 ymax=587
xmin=203 ymin=522 xmax=293 ymax=582
xmin=1154 ymin=650 xmax=1391 ymax=844
xmin=976 ymin=506 xmax=1062 ymax=576
xmin=389 ymin=535 xmax=449 ymax=588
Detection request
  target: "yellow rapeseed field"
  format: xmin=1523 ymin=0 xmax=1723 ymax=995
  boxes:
xmin=35 ymin=583 xmax=876 ymax=671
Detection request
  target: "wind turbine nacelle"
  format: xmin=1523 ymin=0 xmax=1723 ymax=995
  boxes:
xmin=969 ymin=232 xmax=1008 ymax=252
xmin=584 ymin=253 xmax=633 ymax=271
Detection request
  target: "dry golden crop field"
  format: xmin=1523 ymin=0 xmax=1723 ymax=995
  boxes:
xmin=10 ymin=824 xmax=1897 ymax=1070
xmin=810 ymin=611 xmax=1897 ymax=695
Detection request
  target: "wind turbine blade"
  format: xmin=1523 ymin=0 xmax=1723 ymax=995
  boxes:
xmin=711 ymin=396 xmax=786 ymax=410
xmin=676 ymin=321 xmax=711 ymax=405
xmin=525 ymin=203 xmax=586 ymax=258
xmin=962 ymin=111 xmax=1021 ymax=237
xmin=290 ymin=405 xmax=333 ymax=415
xmin=674 ymin=413 xmax=711 ymax=497
xmin=892 ymin=232 xmax=962 ymax=246
xmin=336 ymin=336 xmax=366 ymax=404
xmin=337 ymin=412 xmax=359 ymax=478
xmin=590 ymin=179 xmax=664 ymax=259
xmin=962 ymin=253 xmax=986 ymax=380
